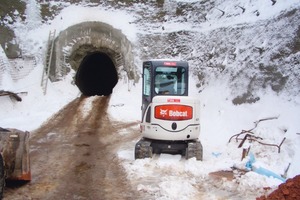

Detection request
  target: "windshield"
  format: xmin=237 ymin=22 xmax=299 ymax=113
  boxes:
xmin=154 ymin=66 xmax=186 ymax=95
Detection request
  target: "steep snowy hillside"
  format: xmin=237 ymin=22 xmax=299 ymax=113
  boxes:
xmin=136 ymin=0 xmax=300 ymax=103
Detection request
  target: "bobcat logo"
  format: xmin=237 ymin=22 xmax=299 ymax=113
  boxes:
xmin=160 ymin=109 xmax=168 ymax=117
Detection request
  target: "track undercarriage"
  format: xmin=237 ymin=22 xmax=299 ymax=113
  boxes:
xmin=135 ymin=138 xmax=203 ymax=160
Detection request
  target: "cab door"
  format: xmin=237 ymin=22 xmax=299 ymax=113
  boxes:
xmin=141 ymin=62 xmax=153 ymax=122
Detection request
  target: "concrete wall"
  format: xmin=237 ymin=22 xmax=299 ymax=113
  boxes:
xmin=50 ymin=21 xmax=138 ymax=83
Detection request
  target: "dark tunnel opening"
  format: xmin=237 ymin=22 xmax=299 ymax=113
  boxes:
xmin=75 ymin=52 xmax=118 ymax=96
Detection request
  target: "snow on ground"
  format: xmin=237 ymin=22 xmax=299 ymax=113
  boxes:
xmin=1 ymin=0 xmax=300 ymax=199
xmin=113 ymin=75 xmax=300 ymax=199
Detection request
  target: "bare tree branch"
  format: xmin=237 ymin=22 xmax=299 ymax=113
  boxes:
xmin=236 ymin=6 xmax=245 ymax=13
xmin=228 ymin=117 xmax=285 ymax=153
xmin=0 ymin=90 xmax=27 ymax=102
xmin=271 ymin=0 xmax=276 ymax=6
xmin=216 ymin=8 xmax=225 ymax=18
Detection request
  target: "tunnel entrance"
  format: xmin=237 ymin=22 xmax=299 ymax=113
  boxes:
xmin=75 ymin=52 xmax=118 ymax=96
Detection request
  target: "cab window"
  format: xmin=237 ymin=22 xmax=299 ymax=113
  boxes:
xmin=143 ymin=66 xmax=151 ymax=96
xmin=154 ymin=66 xmax=186 ymax=95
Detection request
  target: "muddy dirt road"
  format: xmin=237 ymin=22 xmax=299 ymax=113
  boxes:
xmin=4 ymin=96 xmax=142 ymax=200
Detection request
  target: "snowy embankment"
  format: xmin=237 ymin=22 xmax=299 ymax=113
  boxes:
xmin=0 ymin=0 xmax=300 ymax=199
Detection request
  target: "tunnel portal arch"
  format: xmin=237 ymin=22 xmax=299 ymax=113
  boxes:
xmin=49 ymin=21 xmax=138 ymax=96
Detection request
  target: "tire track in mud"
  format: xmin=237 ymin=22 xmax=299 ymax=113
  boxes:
xmin=4 ymin=96 xmax=142 ymax=200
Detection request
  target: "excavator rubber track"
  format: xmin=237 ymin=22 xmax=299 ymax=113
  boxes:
xmin=185 ymin=140 xmax=203 ymax=161
xmin=135 ymin=138 xmax=153 ymax=159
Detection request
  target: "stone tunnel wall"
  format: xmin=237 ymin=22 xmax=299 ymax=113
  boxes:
xmin=50 ymin=21 xmax=138 ymax=83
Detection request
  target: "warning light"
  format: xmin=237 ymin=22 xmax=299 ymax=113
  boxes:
xmin=163 ymin=62 xmax=177 ymax=66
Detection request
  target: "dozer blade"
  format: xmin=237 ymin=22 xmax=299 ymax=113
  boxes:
xmin=0 ymin=128 xmax=31 ymax=181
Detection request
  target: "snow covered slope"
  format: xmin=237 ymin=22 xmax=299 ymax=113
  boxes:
xmin=0 ymin=0 xmax=299 ymax=199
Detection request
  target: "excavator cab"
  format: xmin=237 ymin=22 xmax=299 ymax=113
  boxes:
xmin=136 ymin=60 xmax=203 ymax=160
xmin=141 ymin=60 xmax=189 ymax=121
